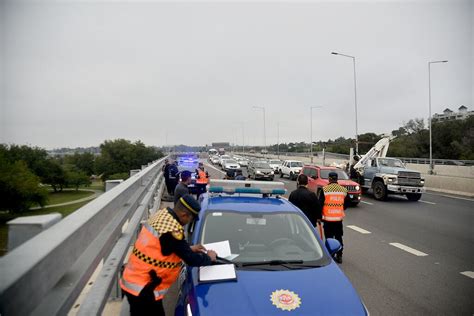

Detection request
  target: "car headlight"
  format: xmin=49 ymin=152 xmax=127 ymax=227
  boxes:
xmin=420 ymin=179 xmax=425 ymax=184
xmin=270 ymin=171 xmax=274 ymax=175
xmin=256 ymin=170 xmax=262 ymax=174
xmin=355 ymin=185 xmax=360 ymax=191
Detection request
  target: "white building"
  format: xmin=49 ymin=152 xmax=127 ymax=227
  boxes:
xmin=432 ymin=106 xmax=473 ymax=123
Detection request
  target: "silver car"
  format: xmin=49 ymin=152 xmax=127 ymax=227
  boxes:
xmin=247 ymin=161 xmax=274 ymax=181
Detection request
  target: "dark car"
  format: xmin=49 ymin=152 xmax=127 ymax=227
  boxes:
xmin=247 ymin=161 xmax=274 ymax=181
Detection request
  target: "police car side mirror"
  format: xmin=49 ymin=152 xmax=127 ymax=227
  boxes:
xmin=325 ymin=238 xmax=342 ymax=256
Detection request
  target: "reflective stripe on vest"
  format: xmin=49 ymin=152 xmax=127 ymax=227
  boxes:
xmin=196 ymin=169 xmax=208 ymax=184
xmin=120 ymin=278 xmax=169 ymax=299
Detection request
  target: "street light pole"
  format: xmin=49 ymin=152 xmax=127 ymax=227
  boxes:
xmin=277 ymin=122 xmax=280 ymax=159
xmin=428 ymin=60 xmax=448 ymax=174
xmin=253 ymin=106 xmax=266 ymax=154
xmin=310 ymin=106 xmax=322 ymax=163
xmin=332 ymin=51 xmax=359 ymax=154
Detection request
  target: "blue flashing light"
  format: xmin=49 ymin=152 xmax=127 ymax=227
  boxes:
xmin=236 ymin=187 xmax=261 ymax=194
xmin=209 ymin=186 xmax=225 ymax=193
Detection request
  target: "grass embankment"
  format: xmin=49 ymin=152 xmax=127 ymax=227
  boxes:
xmin=0 ymin=181 xmax=104 ymax=256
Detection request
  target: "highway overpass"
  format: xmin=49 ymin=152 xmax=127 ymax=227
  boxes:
xmin=0 ymin=156 xmax=472 ymax=315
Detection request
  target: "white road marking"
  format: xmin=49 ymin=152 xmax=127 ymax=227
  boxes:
xmin=347 ymin=225 xmax=371 ymax=234
xmin=460 ymin=271 xmax=474 ymax=279
xmin=419 ymin=200 xmax=436 ymax=205
xmin=204 ymin=162 xmax=226 ymax=175
xmin=360 ymin=201 xmax=374 ymax=205
xmin=425 ymin=192 xmax=474 ymax=202
xmin=389 ymin=243 xmax=428 ymax=256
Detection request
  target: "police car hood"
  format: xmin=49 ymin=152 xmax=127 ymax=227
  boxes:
xmin=192 ymin=262 xmax=366 ymax=315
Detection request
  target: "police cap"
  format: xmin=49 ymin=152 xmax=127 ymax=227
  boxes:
xmin=328 ymin=172 xmax=338 ymax=181
xmin=179 ymin=194 xmax=201 ymax=216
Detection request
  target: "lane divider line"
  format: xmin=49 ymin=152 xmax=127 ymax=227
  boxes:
xmin=347 ymin=225 xmax=372 ymax=234
xmin=460 ymin=271 xmax=474 ymax=279
xmin=360 ymin=201 xmax=374 ymax=205
xmin=389 ymin=242 xmax=428 ymax=256
xmin=425 ymin=192 xmax=474 ymax=202
xmin=204 ymin=162 xmax=226 ymax=175
xmin=419 ymin=200 xmax=436 ymax=205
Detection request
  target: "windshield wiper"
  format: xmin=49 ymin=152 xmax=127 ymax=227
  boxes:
xmin=241 ymin=260 xmax=304 ymax=267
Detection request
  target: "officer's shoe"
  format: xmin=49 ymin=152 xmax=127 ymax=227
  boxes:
xmin=334 ymin=254 xmax=343 ymax=264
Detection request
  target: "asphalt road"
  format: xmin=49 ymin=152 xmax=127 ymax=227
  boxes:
xmin=203 ymin=160 xmax=474 ymax=315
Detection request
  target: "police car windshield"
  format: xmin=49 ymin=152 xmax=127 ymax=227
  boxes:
xmin=200 ymin=211 xmax=325 ymax=265
xmin=254 ymin=163 xmax=271 ymax=169
xmin=320 ymin=169 xmax=349 ymax=180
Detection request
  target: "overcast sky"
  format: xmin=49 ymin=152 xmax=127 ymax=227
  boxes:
xmin=0 ymin=0 xmax=472 ymax=149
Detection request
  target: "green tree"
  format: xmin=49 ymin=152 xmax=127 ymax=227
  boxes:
xmin=0 ymin=157 xmax=48 ymax=213
xmin=95 ymin=139 xmax=163 ymax=181
xmin=65 ymin=152 xmax=95 ymax=175
xmin=40 ymin=159 xmax=67 ymax=192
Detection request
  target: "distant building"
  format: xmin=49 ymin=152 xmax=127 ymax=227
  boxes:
xmin=432 ymin=106 xmax=473 ymax=123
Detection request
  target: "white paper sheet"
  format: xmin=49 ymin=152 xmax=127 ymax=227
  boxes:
xmin=203 ymin=240 xmax=232 ymax=258
xmin=199 ymin=264 xmax=236 ymax=282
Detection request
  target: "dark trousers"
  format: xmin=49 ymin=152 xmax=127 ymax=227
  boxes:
xmin=125 ymin=291 xmax=165 ymax=316
xmin=168 ymin=179 xmax=178 ymax=195
xmin=323 ymin=221 xmax=344 ymax=256
xmin=165 ymin=178 xmax=173 ymax=195
xmin=195 ymin=183 xmax=207 ymax=199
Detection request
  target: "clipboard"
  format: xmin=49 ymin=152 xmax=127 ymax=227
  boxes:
xmin=198 ymin=264 xmax=237 ymax=283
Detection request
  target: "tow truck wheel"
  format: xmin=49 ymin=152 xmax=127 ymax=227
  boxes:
xmin=406 ymin=193 xmax=422 ymax=201
xmin=280 ymin=170 xmax=283 ymax=178
xmin=372 ymin=181 xmax=387 ymax=200
xmin=289 ymin=172 xmax=294 ymax=180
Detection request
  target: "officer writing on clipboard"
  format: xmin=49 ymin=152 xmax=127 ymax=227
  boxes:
xmin=120 ymin=195 xmax=217 ymax=316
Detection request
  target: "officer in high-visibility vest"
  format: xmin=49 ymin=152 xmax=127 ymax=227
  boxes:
xmin=320 ymin=171 xmax=347 ymax=264
xmin=120 ymin=194 xmax=217 ymax=316
xmin=195 ymin=162 xmax=209 ymax=198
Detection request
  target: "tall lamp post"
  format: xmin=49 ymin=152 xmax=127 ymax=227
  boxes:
xmin=428 ymin=60 xmax=448 ymax=174
xmin=277 ymin=122 xmax=280 ymax=159
xmin=253 ymin=106 xmax=267 ymax=154
xmin=332 ymin=51 xmax=359 ymax=154
xmin=310 ymin=106 xmax=322 ymax=163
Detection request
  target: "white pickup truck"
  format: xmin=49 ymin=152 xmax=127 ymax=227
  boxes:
xmin=279 ymin=160 xmax=304 ymax=180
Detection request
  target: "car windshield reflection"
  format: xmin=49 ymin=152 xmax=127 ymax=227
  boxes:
xmin=200 ymin=211 xmax=325 ymax=264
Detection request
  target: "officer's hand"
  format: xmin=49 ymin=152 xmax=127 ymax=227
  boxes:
xmin=207 ymin=250 xmax=217 ymax=262
xmin=191 ymin=244 xmax=207 ymax=253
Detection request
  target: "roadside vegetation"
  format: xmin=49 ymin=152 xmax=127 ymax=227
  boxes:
xmin=263 ymin=116 xmax=473 ymax=159
xmin=0 ymin=139 xmax=163 ymax=256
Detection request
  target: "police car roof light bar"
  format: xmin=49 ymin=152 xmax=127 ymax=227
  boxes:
xmin=208 ymin=179 xmax=287 ymax=195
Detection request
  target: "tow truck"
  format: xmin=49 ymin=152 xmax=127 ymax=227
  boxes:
xmin=353 ymin=135 xmax=425 ymax=201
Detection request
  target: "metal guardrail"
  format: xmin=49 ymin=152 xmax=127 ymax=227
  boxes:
xmin=0 ymin=157 xmax=167 ymax=316
xmin=238 ymin=151 xmax=473 ymax=166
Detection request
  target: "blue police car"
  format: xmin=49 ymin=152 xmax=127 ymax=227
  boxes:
xmin=175 ymin=180 xmax=368 ymax=315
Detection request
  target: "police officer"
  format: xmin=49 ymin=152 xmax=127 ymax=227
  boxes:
xmin=195 ymin=162 xmax=209 ymax=198
xmin=289 ymin=174 xmax=321 ymax=227
xmin=162 ymin=159 xmax=172 ymax=196
xmin=120 ymin=195 xmax=217 ymax=316
xmin=319 ymin=172 xmax=347 ymax=263
xmin=174 ymin=170 xmax=192 ymax=205
xmin=168 ymin=161 xmax=179 ymax=196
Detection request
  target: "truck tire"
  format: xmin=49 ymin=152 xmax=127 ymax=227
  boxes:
xmin=406 ymin=193 xmax=422 ymax=201
xmin=372 ymin=180 xmax=387 ymax=201
xmin=280 ymin=170 xmax=283 ymax=178
xmin=289 ymin=172 xmax=294 ymax=180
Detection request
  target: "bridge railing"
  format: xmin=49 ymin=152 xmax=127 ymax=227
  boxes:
xmin=0 ymin=157 xmax=167 ymax=316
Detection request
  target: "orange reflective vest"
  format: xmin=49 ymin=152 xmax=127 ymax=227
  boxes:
xmin=196 ymin=169 xmax=209 ymax=184
xmin=322 ymin=183 xmax=347 ymax=222
xmin=120 ymin=209 xmax=184 ymax=300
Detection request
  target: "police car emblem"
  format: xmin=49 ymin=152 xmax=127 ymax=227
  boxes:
xmin=270 ymin=289 xmax=301 ymax=311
